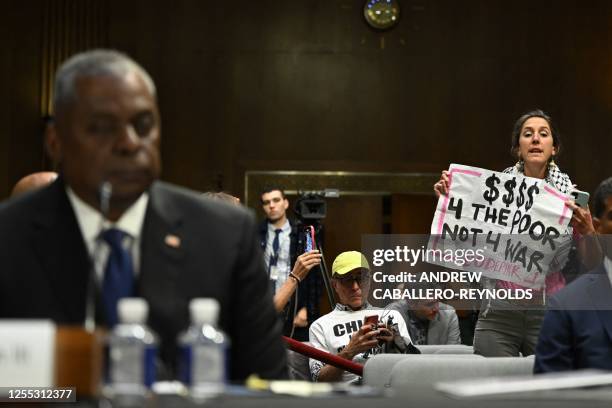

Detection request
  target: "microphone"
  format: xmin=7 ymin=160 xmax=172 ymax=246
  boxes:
xmin=99 ymin=181 xmax=112 ymax=216
xmin=84 ymin=182 xmax=113 ymax=332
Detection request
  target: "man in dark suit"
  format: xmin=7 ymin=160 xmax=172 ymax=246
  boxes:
xmin=0 ymin=49 xmax=287 ymax=381
xmin=534 ymin=177 xmax=612 ymax=373
xmin=258 ymin=187 xmax=322 ymax=340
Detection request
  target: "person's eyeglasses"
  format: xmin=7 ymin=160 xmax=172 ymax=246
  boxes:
xmin=336 ymin=273 xmax=370 ymax=286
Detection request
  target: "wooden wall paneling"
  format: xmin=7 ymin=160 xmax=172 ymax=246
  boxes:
xmin=0 ymin=0 xmax=110 ymax=200
xmin=390 ymin=193 xmax=437 ymax=234
xmin=41 ymin=0 xmax=109 ymax=118
xmin=318 ymin=194 xmax=383 ymax=314
xmin=0 ymin=3 xmax=11 ymax=198
xmin=3 ymin=0 xmax=612 ymax=199
xmin=7 ymin=1 xmax=45 ymax=195
xmin=322 ymin=195 xmax=383 ymax=262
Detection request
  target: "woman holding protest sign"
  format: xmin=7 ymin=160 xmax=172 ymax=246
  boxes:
xmin=434 ymin=109 xmax=595 ymax=357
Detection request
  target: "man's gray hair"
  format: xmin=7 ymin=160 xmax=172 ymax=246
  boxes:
xmin=53 ymin=49 xmax=156 ymax=114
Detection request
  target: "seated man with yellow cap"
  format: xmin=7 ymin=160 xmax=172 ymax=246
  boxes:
xmin=309 ymin=251 xmax=416 ymax=383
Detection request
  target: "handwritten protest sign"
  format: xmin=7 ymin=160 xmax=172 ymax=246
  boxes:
xmin=428 ymin=163 xmax=572 ymax=289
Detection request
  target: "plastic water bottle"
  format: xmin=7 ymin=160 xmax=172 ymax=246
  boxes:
xmin=179 ymin=298 xmax=229 ymax=398
xmin=107 ymin=298 xmax=158 ymax=396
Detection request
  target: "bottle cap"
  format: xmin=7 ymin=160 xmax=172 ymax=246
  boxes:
xmin=190 ymin=298 xmax=220 ymax=325
xmin=118 ymin=298 xmax=149 ymax=324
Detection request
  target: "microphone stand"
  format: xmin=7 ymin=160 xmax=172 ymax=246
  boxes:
xmin=84 ymin=182 xmax=112 ymax=333
xmin=55 ymin=182 xmax=113 ymax=397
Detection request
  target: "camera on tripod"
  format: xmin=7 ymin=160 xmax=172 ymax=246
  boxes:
xmin=293 ymin=189 xmax=339 ymax=221
xmin=292 ymin=189 xmax=340 ymax=309
xmin=293 ymin=189 xmax=339 ymax=251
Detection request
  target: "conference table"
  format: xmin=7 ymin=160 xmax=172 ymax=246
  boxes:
xmin=45 ymin=385 xmax=612 ymax=408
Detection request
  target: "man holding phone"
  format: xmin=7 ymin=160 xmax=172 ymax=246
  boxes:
xmin=259 ymin=187 xmax=322 ymax=339
xmin=309 ymin=251 xmax=414 ymax=384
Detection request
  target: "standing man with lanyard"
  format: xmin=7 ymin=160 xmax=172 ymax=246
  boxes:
xmin=259 ymin=187 xmax=321 ymax=339
xmin=261 ymin=188 xmax=295 ymax=295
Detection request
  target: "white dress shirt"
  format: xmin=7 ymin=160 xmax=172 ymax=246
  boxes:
xmin=264 ymin=219 xmax=292 ymax=293
xmin=66 ymin=187 xmax=149 ymax=281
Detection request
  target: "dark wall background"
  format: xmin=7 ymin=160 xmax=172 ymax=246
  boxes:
xmin=2 ymin=0 xmax=611 ymax=201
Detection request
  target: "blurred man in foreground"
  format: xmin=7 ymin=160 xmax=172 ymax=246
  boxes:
xmin=0 ymin=49 xmax=286 ymax=380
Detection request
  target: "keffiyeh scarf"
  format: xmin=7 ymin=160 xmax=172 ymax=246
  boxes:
xmin=503 ymin=161 xmax=573 ymax=194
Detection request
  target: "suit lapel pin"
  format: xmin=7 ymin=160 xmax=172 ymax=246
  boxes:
xmin=164 ymin=234 xmax=181 ymax=249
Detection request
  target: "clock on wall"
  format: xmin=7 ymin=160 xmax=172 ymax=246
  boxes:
xmin=363 ymin=0 xmax=400 ymax=30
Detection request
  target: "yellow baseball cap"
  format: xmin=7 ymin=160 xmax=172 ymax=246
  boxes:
xmin=332 ymin=251 xmax=370 ymax=277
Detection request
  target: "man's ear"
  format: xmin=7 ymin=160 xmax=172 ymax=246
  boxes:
xmin=45 ymin=122 xmax=62 ymax=167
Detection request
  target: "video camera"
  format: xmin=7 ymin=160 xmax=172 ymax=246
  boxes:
xmin=292 ymin=189 xmax=340 ymax=311
xmin=293 ymin=189 xmax=339 ymax=221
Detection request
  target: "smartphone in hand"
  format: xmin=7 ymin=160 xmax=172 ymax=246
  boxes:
xmin=305 ymin=225 xmax=316 ymax=251
xmin=363 ymin=315 xmax=379 ymax=331
xmin=571 ymin=189 xmax=590 ymax=208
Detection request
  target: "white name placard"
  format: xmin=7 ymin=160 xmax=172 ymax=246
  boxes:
xmin=0 ymin=320 xmax=56 ymax=387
